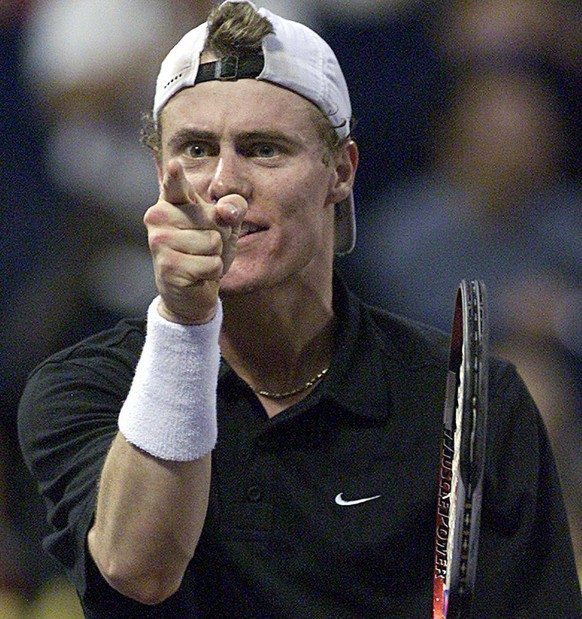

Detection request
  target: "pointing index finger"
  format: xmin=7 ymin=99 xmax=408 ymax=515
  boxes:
xmin=161 ymin=159 xmax=192 ymax=205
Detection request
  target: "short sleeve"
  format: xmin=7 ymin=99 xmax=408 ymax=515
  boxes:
xmin=17 ymin=322 xmax=143 ymax=597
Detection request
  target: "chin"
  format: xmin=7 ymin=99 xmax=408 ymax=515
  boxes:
xmin=219 ymin=267 xmax=262 ymax=297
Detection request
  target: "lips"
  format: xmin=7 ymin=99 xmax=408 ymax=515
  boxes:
xmin=238 ymin=221 xmax=265 ymax=238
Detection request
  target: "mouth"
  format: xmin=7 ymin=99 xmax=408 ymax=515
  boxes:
xmin=238 ymin=221 xmax=266 ymax=239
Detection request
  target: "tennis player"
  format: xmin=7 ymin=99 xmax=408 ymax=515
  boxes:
xmin=18 ymin=2 xmax=581 ymax=617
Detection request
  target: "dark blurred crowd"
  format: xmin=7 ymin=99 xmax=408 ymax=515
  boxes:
xmin=1 ymin=1 xmax=580 ymax=615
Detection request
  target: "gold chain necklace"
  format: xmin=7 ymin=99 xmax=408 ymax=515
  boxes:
xmin=253 ymin=367 xmax=329 ymax=400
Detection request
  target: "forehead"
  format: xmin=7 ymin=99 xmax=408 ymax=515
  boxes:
xmin=160 ymin=78 xmax=325 ymax=139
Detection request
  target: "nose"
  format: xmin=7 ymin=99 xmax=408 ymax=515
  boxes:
xmin=208 ymin=151 xmax=252 ymax=202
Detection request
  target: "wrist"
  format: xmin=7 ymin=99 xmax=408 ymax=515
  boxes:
xmin=157 ymin=282 xmax=221 ymax=326
xmin=157 ymin=299 xmax=219 ymax=326
xmin=118 ymin=296 xmax=222 ymax=461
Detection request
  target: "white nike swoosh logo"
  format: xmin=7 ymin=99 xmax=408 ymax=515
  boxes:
xmin=334 ymin=492 xmax=382 ymax=506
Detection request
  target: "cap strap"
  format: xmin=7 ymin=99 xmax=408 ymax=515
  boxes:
xmin=195 ymin=54 xmax=265 ymax=84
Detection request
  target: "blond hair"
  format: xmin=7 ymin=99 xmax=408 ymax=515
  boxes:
xmin=142 ymin=2 xmax=349 ymax=162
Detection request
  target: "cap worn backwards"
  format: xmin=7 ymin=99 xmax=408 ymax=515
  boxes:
xmin=153 ymin=0 xmax=355 ymax=254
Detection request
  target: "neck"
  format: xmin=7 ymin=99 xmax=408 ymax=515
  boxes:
xmin=219 ymin=280 xmax=335 ymax=415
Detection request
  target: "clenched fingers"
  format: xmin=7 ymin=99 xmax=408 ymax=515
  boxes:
xmin=144 ymin=160 xmax=247 ymax=322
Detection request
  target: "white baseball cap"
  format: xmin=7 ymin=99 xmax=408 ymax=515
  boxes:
xmin=153 ymin=0 xmax=356 ymax=254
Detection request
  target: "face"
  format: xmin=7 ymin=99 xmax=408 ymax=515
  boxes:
xmin=157 ymin=79 xmax=355 ymax=297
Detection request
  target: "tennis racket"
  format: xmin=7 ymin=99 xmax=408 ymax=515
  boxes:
xmin=432 ymin=280 xmax=488 ymax=619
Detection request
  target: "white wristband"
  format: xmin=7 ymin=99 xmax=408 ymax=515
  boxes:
xmin=118 ymin=297 xmax=222 ymax=461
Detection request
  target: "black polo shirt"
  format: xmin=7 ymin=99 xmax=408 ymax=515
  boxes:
xmin=18 ymin=278 xmax=582 ymax=618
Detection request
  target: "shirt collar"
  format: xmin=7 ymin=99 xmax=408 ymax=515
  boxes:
xmin=217 ymin=274 xmax=427 ymax=422
xmin=319 ymin=274 xmax=392 ymax=421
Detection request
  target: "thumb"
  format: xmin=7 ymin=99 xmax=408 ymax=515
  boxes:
xmin=214 ymin=195 xmax=248 ymax=276
xmin=216 ymin=194 xmax=248 ymax=232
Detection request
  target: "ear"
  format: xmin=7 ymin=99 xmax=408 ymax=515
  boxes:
xmin=328 ymin=140 xmax=359 ymax=204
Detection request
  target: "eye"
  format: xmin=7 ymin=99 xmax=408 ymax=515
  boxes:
xmin=242 ymin=142 xmax=283 ymax=159
xmin=183 ymin=142 xmax=217 ymax=158
xmin=254 ymin=143 xmax=277 ymax=158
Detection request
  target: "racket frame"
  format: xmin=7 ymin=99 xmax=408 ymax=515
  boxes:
xmin=432 ymin=280 xmax=488 ymax=619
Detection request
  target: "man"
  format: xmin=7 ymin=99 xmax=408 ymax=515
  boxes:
xmin=18 ymin=2 xmax=581 ymax=618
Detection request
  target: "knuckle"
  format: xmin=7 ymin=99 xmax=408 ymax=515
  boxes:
xmin=147 ymin=230 xmax=170 ymax=253
xmin=155 ymin=253 xmax=222 ymax=285
xmin=206 ymin=230 xmax=224 ymax=254
xmin=143 ymin=204 xmax=168 ymax=227
xmin=202 ymin=255 xmax=224 ymax=280
xmin=155 ymin=253 xmax=180 ymax=280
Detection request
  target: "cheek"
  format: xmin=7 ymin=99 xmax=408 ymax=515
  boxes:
xmin=275 ymin=172 xmax=335 ymax=248
xmin=273 ymin=164 xmax=334 ymax=221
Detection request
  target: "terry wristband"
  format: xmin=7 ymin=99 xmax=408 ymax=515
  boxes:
xmin=118 ymin=296 xmax=222 ymax=461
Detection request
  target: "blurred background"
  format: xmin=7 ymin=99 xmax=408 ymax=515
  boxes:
xmin=1 ymin=0 xmax=580 ymax=616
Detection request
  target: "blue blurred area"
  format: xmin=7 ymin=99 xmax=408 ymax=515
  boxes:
xmin=0 ymin=17 xmax=57 ymax=317
xmin=320 ymin=6 xmax=447 ymax=204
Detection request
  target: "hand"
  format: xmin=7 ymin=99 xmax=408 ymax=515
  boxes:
xmin=144 ymin=159 xmax=247 ymax=324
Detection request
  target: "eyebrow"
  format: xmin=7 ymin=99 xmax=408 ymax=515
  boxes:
xmin=239 ymin=130 xmax=297 ymax=143
xmin=166 ymin=129 xmax=216 ymax=153
xmin=165 ymin=127 xmax=301 ymax=153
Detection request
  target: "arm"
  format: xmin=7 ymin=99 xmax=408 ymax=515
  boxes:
xmin=88 ymin=435 xmax=211 ymax=604
xmin=474 ymin=361 xmax=582 ymax=618
xmin=88 ymin=160 xmax=247 ymax=604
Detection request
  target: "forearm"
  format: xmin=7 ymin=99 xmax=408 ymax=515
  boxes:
xmin=87 ymin=297 xmax=222 ymax=604
xmin=88 ymin=433 xmax=211 ymax=604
